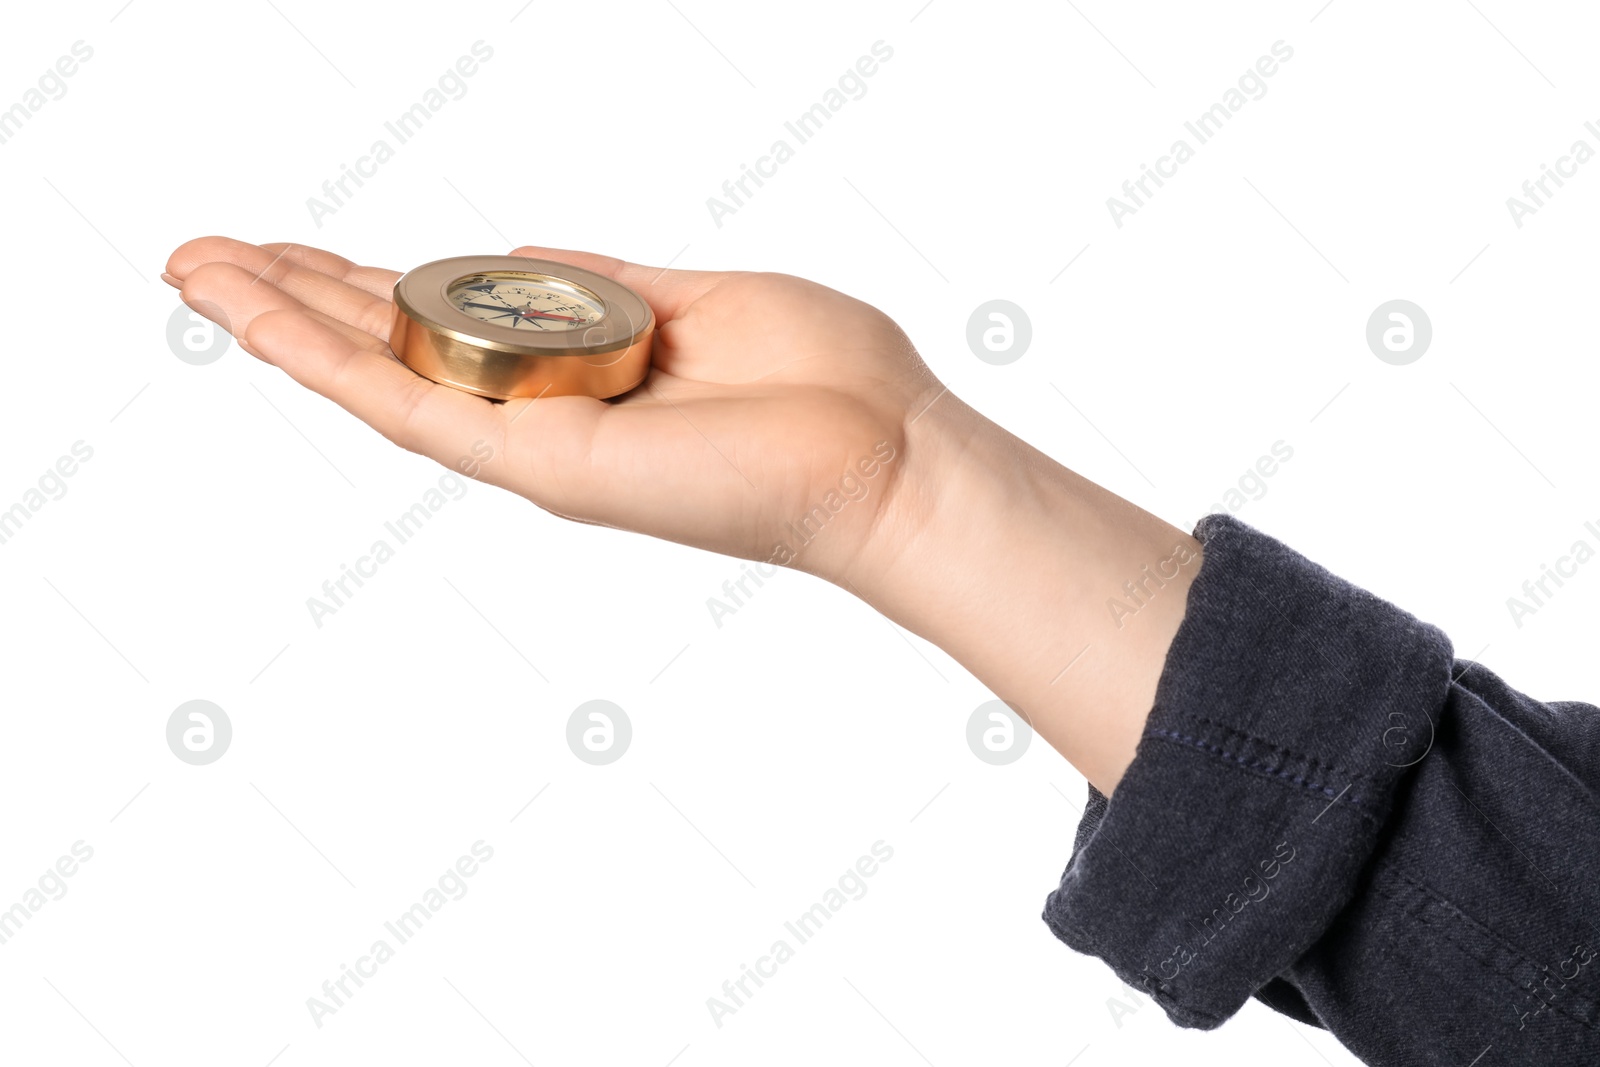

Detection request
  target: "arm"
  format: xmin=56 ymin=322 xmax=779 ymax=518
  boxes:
xmin=163 ymin=237 xmax=1196 ymax=796
xmin=165 ymin=238 xmax=1600 ymax=1064
xmin=847 ymin=391 xmax=1199 ymax=794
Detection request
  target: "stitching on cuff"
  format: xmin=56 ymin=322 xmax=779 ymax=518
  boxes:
xmin=1177 ymin=713 xmax=1384 ymax=788
xmin=1144 ymin=724 xmax=1369 ymax=812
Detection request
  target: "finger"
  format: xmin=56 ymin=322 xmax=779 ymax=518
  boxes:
xmin=507 ymin=244 xmax=740 ymax=322
xmin=182 ymin=265 xmax=607 ymax=506
xmin=258 ymin=242 xmax=402 ymax=300
xmin=169 ymin=237 xmax=399 ymax=340
xmin=168 ymin=237 xmax=401 ymax=295
xmin=181 ymin=261 xmax=390 ymax=356
xmin=241 ymin=306 xmax=509 ymax=473
xmin=166 ymin=236 xmax=300 ymax=283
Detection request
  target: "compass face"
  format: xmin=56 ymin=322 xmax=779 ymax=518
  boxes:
xmin=445 ymin=271 xmax=606 ymax=332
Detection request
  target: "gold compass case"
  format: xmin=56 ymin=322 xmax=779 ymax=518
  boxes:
xmin=389 ymin=255 xmax=654 ymax=401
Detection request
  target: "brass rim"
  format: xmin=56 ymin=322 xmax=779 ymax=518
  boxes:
xmin=393 ymin=255 xmax=652 ymax=356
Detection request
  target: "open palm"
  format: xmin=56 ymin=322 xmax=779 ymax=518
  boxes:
xmin=165 ymin=238 xmax=944 ymax=583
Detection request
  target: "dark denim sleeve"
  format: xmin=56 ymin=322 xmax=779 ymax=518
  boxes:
xmin=1042 ymin=513 xmax=1600 ymax=1067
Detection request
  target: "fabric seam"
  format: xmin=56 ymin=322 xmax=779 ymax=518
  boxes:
xmin=1372 ymin=864 xmax=1600 ymax=1034
xmin=1143 ymin=726 xmax=1377 ymax=819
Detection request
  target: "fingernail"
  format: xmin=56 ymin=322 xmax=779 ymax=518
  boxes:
xmin=160 ymin=271 xmax=180 ymax=287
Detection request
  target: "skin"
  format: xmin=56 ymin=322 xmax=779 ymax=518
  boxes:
xmin=164 ymin=238 xmax=1201 ymax=795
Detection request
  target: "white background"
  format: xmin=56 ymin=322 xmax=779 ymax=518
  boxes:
xmin=2 ymin=1 xmax=1596 ymax=1064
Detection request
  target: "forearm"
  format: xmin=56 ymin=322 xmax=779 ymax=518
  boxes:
xmin=844 ymin=389 xmax=1200 ymax=795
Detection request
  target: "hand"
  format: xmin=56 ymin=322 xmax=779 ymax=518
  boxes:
xmin=163 ymin=238 xmax=941 ymax=589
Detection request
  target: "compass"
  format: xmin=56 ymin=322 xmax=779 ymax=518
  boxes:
xmin=389 ymin=255 xmax=654 ymax=400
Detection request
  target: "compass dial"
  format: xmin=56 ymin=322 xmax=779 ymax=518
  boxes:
xmin=446 ymin=271 xmax=606 ymax=332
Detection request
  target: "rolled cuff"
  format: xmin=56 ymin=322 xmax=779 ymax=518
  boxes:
xmin=1042 ymin=513 xmax=1455 ymax=1029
